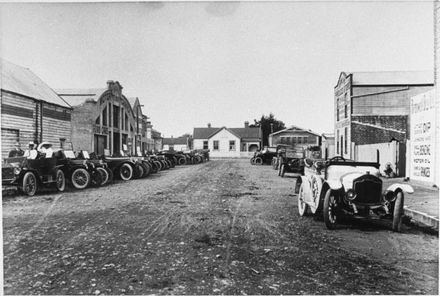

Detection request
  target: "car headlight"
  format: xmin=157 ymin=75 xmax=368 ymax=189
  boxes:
xmin=346 ymin=189 xmax=356 ymax=201
xmin=14 ymin=167 xmax=21 ymax=175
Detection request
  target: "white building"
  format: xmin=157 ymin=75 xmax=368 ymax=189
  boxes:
xmin=193 ymin=122 xmax=261 ymax=158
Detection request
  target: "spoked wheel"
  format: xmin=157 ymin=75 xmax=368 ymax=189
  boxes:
xmin=323 ymin=189 xmax=338 ymax=230
xmin=105 ymin=168 xmax=114 ymax=184
xmin=392 ymin=191 xmax=404 ymax=232
xmin=254 ymin=157 xmax=263 ymax=165
xmin=96 ymin=167 xmax=109 ymax=185
xmin=22 ymin=171 xmax=37 ymax=196
xmin=71 ymin=168 xmax=90 ymax=189
xmin=90 ymin=170 xmax=103 ymax=187
xmin=119 ymin=163 xmax=133 ymax=181
xmin=55 ymin=169 xmax=66 ymax=192
xmin=298 ymin=183 xmax=309 ymax=216
xmin=250 ymin=157 xmax=255 ymax=165
xmin=134 ymin=164 xmax=144 ymax=179
xmin=141 ymin=163 xmax=151 ymax=177
xmin=178 ymin=158 xmax=186 ymax=165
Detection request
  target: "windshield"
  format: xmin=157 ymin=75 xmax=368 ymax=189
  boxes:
xmin=64 ymin=150 xmax=76 ymax=159
xmin=326 ymin=165 xmax=380 ymax=181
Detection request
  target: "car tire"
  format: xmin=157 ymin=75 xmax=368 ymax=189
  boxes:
xmin=280 ymin=164 xmax=285 ymax=178
xmin=323 ymin=189 xmax=338 ymax=230
xmin=392 ymin=191 xmax=404 ymax=232
xmin=134 ymin=164 xmax=144 ymax=179
xmin=119 ymin=163 xmax=133 ymax=181
xmin=178 ymin=157 xmax=186 ymax=165
xmin=55 ymin=169 xmax=66 ymax=192
xmin=105 ymin=167 xmax=114 ymax=184
xmin=22 ymin=171 xmax=37 ymax=196
xmin=141 ymin=163 xmax=151 ymax=177
xmin=254 ymin=157 xmax=263 ymax=165
xmin=71 ymin=168 xmax=90 ymax=189
xmin=298 ymin=183 xmax=309 ymax=216
xmin=90 ymin=170 xmax=103 ymax=187
xmin=96 ymin=167 xmax=109 ymax=185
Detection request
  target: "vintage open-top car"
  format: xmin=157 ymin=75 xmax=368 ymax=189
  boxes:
xmin=2 ymin=155 xmax=65 ymax=196
xmin=251 ymin=146 xmax=278 ymax=165
xmin=278 ymin=147 xmax=305 ymax=177
xmin=297 ymin=156 xmax=413 ymax=232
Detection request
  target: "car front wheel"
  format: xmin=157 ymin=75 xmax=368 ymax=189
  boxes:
xmin=96 ymin=167 xmax=109 ymax=186
xmin=119 ymin=163 xmax=133 ymax=181
xmin=22 ymin=171 xmax=37 ymax=196
xmin=323 ymin=189 xmax=338 ymax=230
xmin=71 ymin=168 xmax=90 ymax=189
xmin=298 ymin=183 xmax=309 ymax=216
xmin=55 ymin=169 xmax=66 ymax=192
xmin=392 ymin=191 xmax=404 ymax=232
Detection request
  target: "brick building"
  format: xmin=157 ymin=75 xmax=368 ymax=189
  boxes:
xmin=334 ymin=71 xmax=434 ymax=160
xmin=1 ymin=59 xmax=72 ymax=159
xmin=58 ymin=81 xmax=141 ymax=156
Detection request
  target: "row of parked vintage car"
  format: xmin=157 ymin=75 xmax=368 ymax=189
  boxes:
xmin=2 ymin=144 xmax=210 ymax=197
xmin=251 ymin=144 xmax=414 ymax=232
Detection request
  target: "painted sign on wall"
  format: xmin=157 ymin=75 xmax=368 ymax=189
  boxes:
xmin=409 ymin=90 xmax=436 ymax=182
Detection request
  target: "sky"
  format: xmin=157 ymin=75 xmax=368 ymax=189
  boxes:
xmin=0 ymin=1 xmax=434 ymax=138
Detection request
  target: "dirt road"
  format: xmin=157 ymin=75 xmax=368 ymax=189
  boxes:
xmin=2 ymin=159 xmax=438 ymax=294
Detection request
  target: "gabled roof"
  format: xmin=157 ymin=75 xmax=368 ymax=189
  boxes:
xmin=230 ymin=127 xmax=260 ymax=139
xmin=269 ymin=125 xmax=321 ymax=137
xmin=127 ymin=97 xmax=138 ymax=109
xmin=1 ymin=59 xmax=71 ymax=108
xmin=338 ymin=70 xmax=433 ymax=86
xmin=193 ymin=126 xmax=261 ymax=139
xmin=193 ymin=127 xmax=222 ymax=139
xmin=163 ymin=137 xmax=189 ymax=145
xmin=56 ymin=88 xmax=106 ymax=106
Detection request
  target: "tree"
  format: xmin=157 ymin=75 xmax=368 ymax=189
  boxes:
xmin=250 ymin=113 xmax=286 ymax=147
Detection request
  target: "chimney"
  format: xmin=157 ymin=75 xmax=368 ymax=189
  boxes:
xmin=244 ymin=121 xmax=249 ymax=128
xmin=208 ymin=123 xmax=211 ymax=128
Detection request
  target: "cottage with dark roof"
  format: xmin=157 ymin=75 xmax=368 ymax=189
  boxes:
xmin=1 ymin=59 xmax=72 ymax=159
xmin=162 ymin=135 xmax=191 ymax=151
xmin=193 ymin=122 xmax=261 ymax=157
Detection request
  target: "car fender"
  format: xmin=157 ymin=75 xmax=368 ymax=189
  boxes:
xmin=386 ymin=183 xmax=414 ymax=194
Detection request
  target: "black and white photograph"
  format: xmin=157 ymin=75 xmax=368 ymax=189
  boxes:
xmin=0 ymin=0 xmax=439 ymax=294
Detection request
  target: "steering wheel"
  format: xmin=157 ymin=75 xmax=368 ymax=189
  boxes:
xmin=329 ymin=156 xmax=345 ymax=162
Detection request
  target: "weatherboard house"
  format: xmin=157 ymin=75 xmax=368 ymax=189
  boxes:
xmin=193 ymin=122 xmax=261 ymax=157
xmin=1 ymin=59 xmax=72 ymax=160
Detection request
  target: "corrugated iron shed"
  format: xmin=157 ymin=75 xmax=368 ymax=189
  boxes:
xmin=1 ymin=59 xmax=71 ymax=108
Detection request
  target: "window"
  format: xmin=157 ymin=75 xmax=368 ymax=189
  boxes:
xmin=213 ymin=140 xmax=219 ymax=151
xmin=336 ymin=130 xmax=340 ymax=154
xmin=203 ymin=141 xmax=208 ymax=150
xmin=113 ymin=105 xmax=119 ymax=128
xmin=344 ymin=127 xmax=348 ymax=154
xmin=336 ymin=99 xmax=340 ymax=121
xmin=102 ymin=106 xmax=107 ymax=126
xmin=344 ymin=105 xmax=347 ymax=119
xmin=298 ymin=137 xmax=303 ymax=144
xmin=229 ymin=140 xmax=236 ymax=151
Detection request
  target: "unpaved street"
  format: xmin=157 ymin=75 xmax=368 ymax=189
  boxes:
xmin=2 ymin=159 xmax=438 ymax=295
